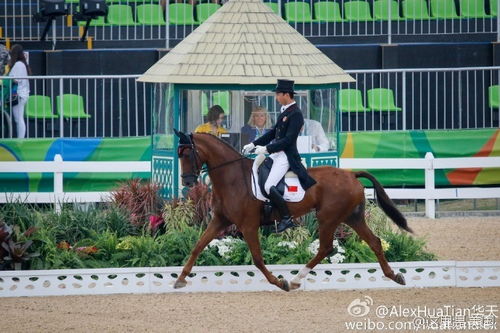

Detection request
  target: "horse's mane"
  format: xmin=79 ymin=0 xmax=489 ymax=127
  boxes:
xmin=194 ymin=133 xmax=250 ymax=160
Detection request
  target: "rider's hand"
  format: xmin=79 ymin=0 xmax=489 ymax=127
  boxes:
xmin=254 ymin=145 xmax=268 ymax=155
xmin=242 ymin=143 xmax=255 ymax=154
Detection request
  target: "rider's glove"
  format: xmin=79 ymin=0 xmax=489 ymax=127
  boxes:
xmin=242 ymin=143 xmax=255 ymax=154
xmin=254 ymin=145 xmax=268 ymax=155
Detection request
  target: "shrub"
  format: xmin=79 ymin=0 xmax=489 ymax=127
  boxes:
xmin=111 ymin=179 xmax=163 ymax=227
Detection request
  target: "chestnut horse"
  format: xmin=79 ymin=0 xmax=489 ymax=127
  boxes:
xmin=173 ymin=130 xmax=412 ymax=291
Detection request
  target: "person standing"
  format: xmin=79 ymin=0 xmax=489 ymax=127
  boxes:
xmin=242 ymin=79 xmax=316 ymax=232
xmin=8 ymin=44 xmax=31 ymax=139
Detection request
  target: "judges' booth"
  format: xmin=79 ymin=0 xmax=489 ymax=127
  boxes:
xmin=150 ymin=83 xmax=340 ymax=199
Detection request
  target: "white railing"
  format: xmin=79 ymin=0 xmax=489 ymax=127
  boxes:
xmin=2 ymin=0 xmax=498 ymax=44
xmin=0 ymin=153 xmax=498 ymax=218
xmin=1 ymin=66 xmax=499 ymax=138
xmin=0 ymin=154 xmax=150 ymax=213
xmin=1 ymin=261 xmax=499 ymax=297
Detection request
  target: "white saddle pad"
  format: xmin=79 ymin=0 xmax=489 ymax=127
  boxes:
xmin=251 ymin=154 xmax=306 ymax=202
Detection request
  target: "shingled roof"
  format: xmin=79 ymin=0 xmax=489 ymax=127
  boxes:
xmin=138 ymin=0 xmax=354 ymax=85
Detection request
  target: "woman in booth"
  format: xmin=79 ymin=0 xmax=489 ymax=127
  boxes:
xmin=240 ymin=106 xmax=272 ymax=146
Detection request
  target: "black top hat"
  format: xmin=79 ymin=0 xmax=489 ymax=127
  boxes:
xmin=273 ymin=79 xmax=295 ymax=93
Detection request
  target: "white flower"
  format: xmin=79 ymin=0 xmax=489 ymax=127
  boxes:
xmin=337 ymin=246 xmax=345 ymax=254
xmin=277 ymin=241 xmax=298 ymax=249
xmin=308 ymin=239 xmax=320 ymax=255
xmin=208 ymin=237 xmax=241 ymax=259
xmin=333 ymin=239 xmax=339 ymax=248
xmin=329 ymin=253 xmax=346 ymax=264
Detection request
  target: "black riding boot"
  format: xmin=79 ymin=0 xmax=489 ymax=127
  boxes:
xmin=268 ymin=186 xmax=295 ymax=233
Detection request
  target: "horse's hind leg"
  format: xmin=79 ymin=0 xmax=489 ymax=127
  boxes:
xmin=345 ymin=202 xmax=406 ymax=285
xmin=174 ymin=214 xmax=229 ymax=289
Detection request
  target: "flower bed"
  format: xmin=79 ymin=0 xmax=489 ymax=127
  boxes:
xmin=0 ymin=181 xmax=436 ymax=271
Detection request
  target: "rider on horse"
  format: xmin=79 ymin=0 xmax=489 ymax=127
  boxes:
xmin=242 ymin=79 xmax=317 ymax=232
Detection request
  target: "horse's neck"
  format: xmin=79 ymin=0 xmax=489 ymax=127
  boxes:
xmin=202 ymin=140 xmax=250 ymax=191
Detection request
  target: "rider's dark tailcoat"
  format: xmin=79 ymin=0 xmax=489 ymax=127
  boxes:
xmin=253 ymin=103 xmax=317 ymax=190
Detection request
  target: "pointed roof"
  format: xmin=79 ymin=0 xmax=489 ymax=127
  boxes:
xmin=138 ymin=0 xmax=354 ymax=85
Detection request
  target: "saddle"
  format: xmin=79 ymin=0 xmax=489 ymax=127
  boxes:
xmin=251 ymin=154 xmax=306 ymax=225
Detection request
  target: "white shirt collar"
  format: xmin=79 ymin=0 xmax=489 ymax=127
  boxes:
xmin=280 ymin=101 xmax=296 ymax=113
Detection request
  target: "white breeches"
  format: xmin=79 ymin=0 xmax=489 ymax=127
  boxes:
xmin=264 ymin=151 xmax=290 ymax=195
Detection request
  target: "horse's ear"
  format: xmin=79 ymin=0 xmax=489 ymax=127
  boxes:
xmin=173 ymin=129 xmax=181 ymax=137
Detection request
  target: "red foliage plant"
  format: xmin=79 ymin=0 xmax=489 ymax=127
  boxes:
xmin=111 ymin=179 xmax=164 ymax=227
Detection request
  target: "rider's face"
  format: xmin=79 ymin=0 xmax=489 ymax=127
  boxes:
xmin=275 ymin=92 xmax=291 ymax=105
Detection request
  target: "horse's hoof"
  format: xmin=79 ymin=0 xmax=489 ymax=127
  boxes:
xmin=394 ymin=273 xmax=406 ymax=285
xmin=280 ymin=278 xmax=290 ymax=292
xmin=290 ymin=282 xmax=301 ymax=290
xmin=173 ymin=279 xmax=187 ymax=289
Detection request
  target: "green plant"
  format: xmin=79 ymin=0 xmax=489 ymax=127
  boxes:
xmin=186 ymin=183 xmax=212 ymax=227
xmin=162 ymin=199 xmax=196 ymax=232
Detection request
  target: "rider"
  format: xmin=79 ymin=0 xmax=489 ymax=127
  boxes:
xmin=242 ymin=79 xmax=316 ymax=232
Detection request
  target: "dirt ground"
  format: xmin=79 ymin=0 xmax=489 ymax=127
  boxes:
xmin=1 ymin=217 xmax=500 ymax=333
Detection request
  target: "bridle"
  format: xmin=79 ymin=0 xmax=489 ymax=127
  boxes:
xmin=177 ymin=136 xmax=247 ymax=184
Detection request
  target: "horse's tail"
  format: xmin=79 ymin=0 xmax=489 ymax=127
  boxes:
xmin=355 ymin=171 xmax=413 ymax=233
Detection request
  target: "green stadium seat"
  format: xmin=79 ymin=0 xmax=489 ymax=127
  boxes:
xmin=430 ymin=0 xmax=460 ymax=18
xmin=488 ymin=85 xmax=500 ymax=108
xmin=314 ymin=1 xmax=344 ymax=22
xmin=373 ymin=0 xmax=403 ymax=20
xmin=344 ymin=1 xmax=374 ymax=21
xmin=107 ymin=4 xmax=138 ymax=26
xmin=25 ymin=95 xmax=58 ymax=119
xmin=56 ymin=94 xmax=91 ymax=119
xmin=459 ymin=0 xmax=491 ymax=17
xmin=136 ymin=4 xmax=166 ymax=25
xmin=196 ymin=3 xmax=221 ymax=23
xmin=490 ymin=0 xmax=498 ymax=16
xmin=212 ymin=91 xmax=230 ymax=114
xmin=169 ymin=3 xmax=198 ymax=25
xmin=284 ymin=2 xmax=316 ymax=23
xmin=339 ymin=89 xmax=369 ymax=112
xmin=402 ymin=0 xmax=432 ymax=19
xmin=264 ymin=2 xmax=280 ymax=15
xmin=367 ymin=88 xmax=402 ymax=111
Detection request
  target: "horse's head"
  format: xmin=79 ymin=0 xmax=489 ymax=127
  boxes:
xmin=174 ymin=129 xmax=204 ymax=188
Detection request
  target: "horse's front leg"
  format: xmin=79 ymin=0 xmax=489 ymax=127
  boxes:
xmin=174 ymin=214 xmax=229 ymax=289
xmin=240 ymin=225 xmax=290 ymax=292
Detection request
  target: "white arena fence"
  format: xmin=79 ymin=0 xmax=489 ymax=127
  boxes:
xmin=1 ymin=261 xmax=499 ymax=297
xmin=0 ymin=153 xmax=498 ymax=218
xmin=2 ymin=0 xmax=499 ymax=44
xmin=1 ymin=66 xmax=499 ymax=139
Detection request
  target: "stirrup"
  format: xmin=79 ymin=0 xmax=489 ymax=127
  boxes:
xmin=275 ymin=216 xmax=295 ymax=233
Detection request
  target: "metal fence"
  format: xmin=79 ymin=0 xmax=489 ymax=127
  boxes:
xmin=0 ymin=66 xmax=498 ymax=139
xmin=340 ymin=66 xmax=500 ymax=131
xmin=0 ymin=74 xmax=150 ymax=138
xmin=1 ymin=0 xmax=499 ymax=45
